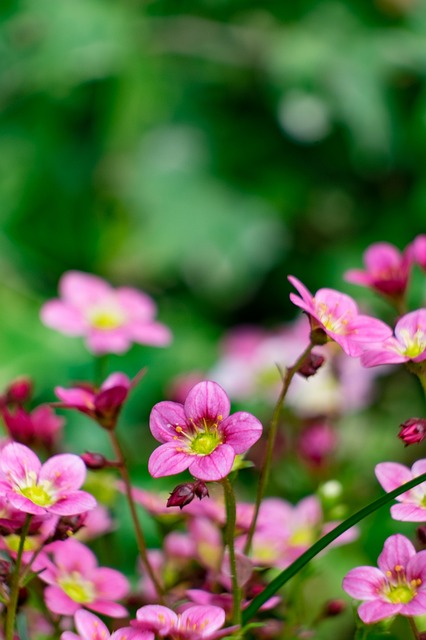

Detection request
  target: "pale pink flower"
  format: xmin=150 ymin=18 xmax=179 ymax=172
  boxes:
xmin=0 ymin=443 xmax=96 ymax=516
xmin=361 ymin=309 xmax=426 ymax=367
xmin=61 ymin=610 xmax=152 ymax=640
xmin=344 ymin=242 xmax=412 ymax=298
xmin=375 ymin=460 xmax=426 ymax=521
xmin=343 ymin=534 xmax=426 ymax=623
xmin=34 ymin=538 xmax=129 ymax=617
xmin=131 ymin=604 xmax=228 ymax=640
xmin=288 ymin=276 xmax=392 ymax=357
xmin=148 ymin=381 xmax=263 ymax=481
xmin=40 ymin=270 xmax=172 ymax=355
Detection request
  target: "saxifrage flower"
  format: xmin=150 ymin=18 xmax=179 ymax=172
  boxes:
xmin=361 ymin=309 xmax=426 ymax=367
xmin=148 ymin=381 xmax=263 ymax=481
xmin=375 ymin=459 xmax=426 ymax=522
xmin=40 ymin=270 xmax=172 ymax=355
xmin=343 ymin=534 xmax=426 ymax=623
xmin=288 ymin=276 xmax=392 ymax=356
xmin=131 ymin=604 xmax=228 ymax=640
xmin=0 ymin=442 xmax=96 ymax=516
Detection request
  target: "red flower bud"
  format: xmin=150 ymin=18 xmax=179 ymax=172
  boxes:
xmin=298 ymin=353 xmax=325 ymax=378
xmin=398 ymin=418 xmax=426 ymax=446
xmin=81 ymin=452 xmax=110 ymax=470
xmin=323 ymin=599 xmax=346 ymax=617
xmin=6 ymin=377 xmax=33 ymax=405
xmin=49 ymin=515 xmax=86 ymax=542
xmin=167 ymin=480 xmax=209 ymax=509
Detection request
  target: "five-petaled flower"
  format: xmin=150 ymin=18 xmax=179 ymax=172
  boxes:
xmin=148 ymin=381 xmax=263 ymax=481
xmin=131 ymin=604 xmax=229 ymax=640
xmin=361 ymin=309 xmax=426 ymax=367
xmin=375 ymin=459 xmax=426 ymax=522
xmin=343 ymin=534 xmax=426 ymax=623
xmin=40 ymin=270 xmax=172 ymax=355
xmin=288 ymin=276 xmax=392 ymax=357
xmin=0 ymin=443 xmax=96 ymax=516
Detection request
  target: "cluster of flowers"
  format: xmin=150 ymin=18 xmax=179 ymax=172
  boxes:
xmin=1 ymin=236 xmax=426 ymax=639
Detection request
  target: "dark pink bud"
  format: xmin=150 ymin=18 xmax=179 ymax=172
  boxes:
xmin=417 ymin=526 xmax=426 ymax=546
xmin=94 ymin=386 xmax=129 ymax=430
xmin=298 ymin=353 xmax=325 ymax=378
xmin=193 ymin=480 xmax=209 ymax=500
xmin=323 ymin=599 xmax=346 ymax=617
xmin=6 ymin=377 xmax=33 ymax=405
xmin=398 ymin=418 xmax=426 ymax=446
xmin=81 ymin=452 xmax=110 ymax=470
xmin=167 ymin=482 xmax=196 ymax=509
xmin=49 ymin=515 xmax=86 ymax=542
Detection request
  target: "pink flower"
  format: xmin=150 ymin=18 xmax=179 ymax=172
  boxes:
xmin=34 ymin=538 xmax=129 ymax=617
xmin=410 ymin=235 xmax=426 ymax=271
xmin=55 ymin=371 xmax=143 ymax=430
xmin=344 ymin=242 xmax=412 ymax=298
xmin=1 ymin=404 xmax=64 ymax=450
xmin=40 ymin=271 xmax=172 ymax=355
xmin=361 ymin=309 xmax=426 ymax=367
xmin=398 ymin=418 xmax=426 ymax=446
xmin=61 ymin=610 xmax=152 ymax=640
xmin=0 ymin=443 xmax=96 ymax=516
xmin=131 ymin=604 xmax=228 ymax=640
xmin=288 ymin=276 xmax=392 ymax=357
xmin=375 ymin=460 xmax=426 ymax=522
xmin=148 ymin=381 xmax=263 ymax=481
xmin=343 ymin=534 xmax=426 ymax=623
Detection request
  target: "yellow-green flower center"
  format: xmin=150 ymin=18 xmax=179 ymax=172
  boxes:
xmin=399 ymin=328 xmax=426 ymax=358
xmin=90 ymin=309 xmax=125 ymax=331
xmin=191 ymin=431 xmax=221 ymax=455
xmin=387 ymin=585 xmax=415 ymax=604
xmin=316 ymin=302 xmax=351 ymax=335
xmin=5 ymin=534 xmax=38 ymax=553
xmin=289 ymin=527 xmax=315 ymax=547
xmin=59 ymin=572 xmax=95 ymax=603
xmin=20 ymin=484 xmax=54 ymax=507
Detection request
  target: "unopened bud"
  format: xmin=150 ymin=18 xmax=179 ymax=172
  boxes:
xmin=323 ymin=599 xmax=346 ymax=617
xmin=417 ymin=526 xmax=426 ymax=546
xmin=167 ymin=480 xmax=209 ymax=509
xmin=298 ymin=353 xmax=325 ymax=378
xmin=6 ymin=377 xmax=33 ymax=405
xmin=81 ymin=452 xmax=111 ymax=470
xmin=398 ymin=418 xmax=426 ymax=446
xmin=49 ymin=515 xmax=86 ymax=542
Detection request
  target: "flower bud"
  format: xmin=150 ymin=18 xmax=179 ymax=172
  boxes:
xmin=323 ymin=599 xmax=346 ymax=617
xmin=167 ymin=480 xmax=209 ymax=509
xmin=193 ymin=480 xmax=209 ymax=500
xmin=81 ymin=452 xmax=114 ymax=470
xmin=298 ymin=353 xmax=325 ymax=378
xmin=49 ymin=515 xmax=86 ymax=542
xmin=6 ymin=377 xmax=33 ymax=405
xmin=398 ymin=418 xmax=426 ymax=446
xmin=417 ymin=526 xmax=426 ymax=547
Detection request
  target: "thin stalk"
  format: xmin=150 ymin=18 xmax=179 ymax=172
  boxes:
xmin=94 ymin=355 xmax=109 ymax=386
xmin=221 ymin=476 xmax=242 ymax=628
xmin=108 ymin=430 xmax=165 ymax=603
xmin=242 ymin=470 xmax=426 ymax=623
xmin=408 ymin=616 xmax=421 ymax=640
xmin=244 ymin=343 xmax=314 ymax=554
xmin=5 ymin=514 xmax=32 ymax=640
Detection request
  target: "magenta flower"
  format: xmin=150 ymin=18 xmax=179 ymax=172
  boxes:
xmin=34 ymin=538 xmax=129 ymax=617
xmin=62 ymin=610 xmax=152 ymax=640
xmin=40 ymin=270 xmax=172 ymax=355
xmin=131 ymin=604 xmax=228 ymax=640
xmin=343 ymin=534 xmax=426 ymax=623
xmin=344 ymin=242 xmax=412 ymax=298
xmin=410 ymin=234 xmax=426 ymax=271
xmin=288 ymin=276 xmax=392 ymax=356
xmin=361 ymin=309 xmax=426 ymax=367
xmin=148 ymin=381 xmax=263 ymax=481
xmin=0 ymin=443 xmax=96 ymax=516
xmin=375 ymin=460 xmax=426 ymax=522
xmin=1 ymin=404 xmax=64 ymax=450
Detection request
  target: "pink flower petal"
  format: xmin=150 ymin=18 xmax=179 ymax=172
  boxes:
xmin=348 ymin=316 xmax=393 ymax=342
xmin=344 ymin=269 xmax=373 ymax=287
xmin=150 ymin=401 xmax=188 ymax=443
xmin=220 ymin=412 xmax=262 ymax=454
xmin=60 ymin=271 xmax=112 ymax=308
xmin=49 ymin=539 xmax=98 ymax=575
xmin=112 ymin=628 xmax=154 ymax=640
xmin=0 ymin=442 xmax=41 ymax=485
xmin=135 ymin=604 xmax=178 ymax=632
xmin=185 ymin=381 xmax=231 ymax=424
xmin=377 ymin=534 xmax=416 ymax=575
xmin=127 ymin=322 xmax=172 ymax=347
xmin=116 ymin=288 xmax=156 ymax=320
xmin=287 ymin=276 xmax=314 ymax=307
xmin=375 ymin=462 xmax=412 ymax=493
xmin=74 ymin=610 xmax=110 ymax=640
xmin=40 ymin=301 xmax=87 ymax=335
xmin=361 ymin=347 xmax=407 ymax=368
xmin=101 ymin=373 xmax=131 ymax=391
xmin=40 ymin=454 xmax=87 ymax=491
xmin=88 ymin=600 xmax=128 ymax=618
xmin=342 ymin=566 xmax=387 ymax=599
xmin=188 ymin=444 xmax=235 ymax=481
xmin=357 ymin=600 xmax=401 ymax=624
xmin=390 ymin=503 xmax=426 ymax=522
xmin=49 ymin=491 xmax=97 ymax=516
xmin=148 ymin=442 xmax=191 ymax=478
xmin=45 ymin=586 xmax=80 ymax=616
xmin=86 ymin=330 xmax=131 ymax=356
xmin=180 ymin=605 xmax=226 ymax=637
xmin=55 ymin=387 xmax=95 ymax=411
xmin=92 ymin=568 xmax=129 ymax=600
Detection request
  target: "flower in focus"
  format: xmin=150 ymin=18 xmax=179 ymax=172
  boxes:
xmin=288 ymin=276 xmax=392 ymax=357
xmin=0 ymin=443 xmax=96 ymax=516
xmin=148 ymin=381 xmax=263 ymax=481
xmin=55 ymin=371 xmax=143 ymax=430
xmin=40 ymin=271 xmax=172 ymax=355
xmin=361 ymin=309 xmax=426 ymax=367
xmin=375 ymin=460 xmax=426 ymax=521
xmin=342 ymin=534 xmax=426 ymax=623
xmin=61 ymin=610 xmax=151 ymax=640
xmin=344 ymin=241 xmax=412 ymax=299
xmin=398 ymin=418 xmax=426 ymax=446
xmin=35 ymin=538 xmax=129 ymax=617
xmin=131 ymin=604 xmax=228 ymax=640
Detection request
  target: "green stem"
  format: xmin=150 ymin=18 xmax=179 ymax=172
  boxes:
xmin=408 ymin=616 xmax=420 ymax=640
xmin=5 ymin=514 xmax=32 ymax=640
xmin=221 ymin=476 xmax=242 ymax=628
xmin=94 ymin=354 xmax=109 ymax=386
xmin=244 ymin=342 xmax=314 ymax=554
xmin=108 ymin=430 xmax=165 ymax=603
xmin=242 ymin=471 xmax=426 ymax=624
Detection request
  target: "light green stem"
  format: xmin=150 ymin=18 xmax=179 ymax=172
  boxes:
xmin=244 ymin=342 xmax=314 ymax=554
xmin=242 ymin=470 xmax=426 ymax=623
xmin=108 ymin=430 xmax=165 ymax=603
xmin=221 ymin=476 xmax=242 ymax=628
xmin=5 ymin=514 xmax=32 ymax=640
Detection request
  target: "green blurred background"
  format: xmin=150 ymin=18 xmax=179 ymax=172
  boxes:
xmin=2 ymin=1 xmax=426 ymax=637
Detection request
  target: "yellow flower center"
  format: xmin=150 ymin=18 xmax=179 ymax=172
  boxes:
xmin=190 ymin=431 xmax=221 ymax=455
xmin=90 ymin=308 xmax=125 ymax=331
xmin=20 ymin=483 xmax=54 ymax=507
xmin=387 ymin=585 xmax=415 ymax=604
xmin=59 ymin=572 xmax=96 ymax=603
xmin=399 ymin=328 xmax=426 ymax=358
xmin=288 ymin=527 xmax=315 ymax=547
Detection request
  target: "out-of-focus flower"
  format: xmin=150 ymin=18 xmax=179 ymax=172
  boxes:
xmin=61 ymin=610 xmax=151 ymax=640
xmin=148 ymin=381 xmax=262 ymax=481
xmin=0 ymin=377 xmax=33 ymax=406
xmin=344 ymin=242 xmax=412 ymax=298
xmin=40 ymin=270 xmax=172 ymax=355
xmin=0 ymin=443 xmax=96 ymax=517
xmin=398 ymin=418 xmax=426 ymax=446
xmin=410 ymin=235 xmax=426 ymax=271
xmin=361 ymin=309 xmax=426 ymax=367
xmin=288 ymin=276 xmax=392 ymax=357
xmin=298 ymin=422 xmax=337 ymax=467
xmin=343 ymin=534 xmax=426 ymax=623
xmin=375 ymin=460 xmax=426 ymax=521
xmin=131 ymin=604 xmax=228 ymax=640
xmin=55 ymin=371 xmax=142 ymax=430
xmin=35 ymin=538 xmax=129 ymax=618
xmin=1 ymin=404 xmax=64 ymax=450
